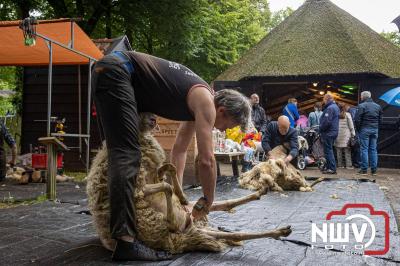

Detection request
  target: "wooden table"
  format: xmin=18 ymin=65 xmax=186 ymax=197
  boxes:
xmin=214 ymin=151 xmax=245 ymax=177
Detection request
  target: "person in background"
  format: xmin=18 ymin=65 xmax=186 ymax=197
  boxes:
xmin=308 ymin=102 xmax=323 ymax=130
xmin=296 ymin=112 xmax=308 ymax=130
xmin=250 ymin=93 xmax=267 ymax=132
xmin=319 ymin=94 xmax=340 ymax=174
xmin=262 ymin=116 xmax=298 ymax=164
xmin=334 ymin=103 xmax=355 ymax=169
xmin=283 ymin=98 xmax=299 ymax=128
xmin=354 ymin=91 xmax=382 ymax=176
xmin=345 ymin=105 xmax=360 ymax=168
xmin=241 ymin=121 xmax=263 ymax=172
xmin=347 ymin=105 xmax=357 ymax=120
xmin=0 ymin=121 xmax=17 ymax=182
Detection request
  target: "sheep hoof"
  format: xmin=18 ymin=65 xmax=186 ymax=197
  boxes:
xmin=274 ymin=225 xmax=292 ymax=239
xmin=227 ymin=208 xmax=236 ymax=214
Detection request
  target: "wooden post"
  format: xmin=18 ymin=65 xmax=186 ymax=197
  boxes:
xmin=38 ymin=137 xmax=69 ymax=201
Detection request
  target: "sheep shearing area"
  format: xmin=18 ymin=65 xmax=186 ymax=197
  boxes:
xmin=1 ymin=175 xmax=400 ymax=265
xmin=1 ymin=114 xmax=400 ymax=265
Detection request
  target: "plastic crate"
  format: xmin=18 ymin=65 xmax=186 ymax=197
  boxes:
xmin=32 ymin=153 xmax=63 ymax=169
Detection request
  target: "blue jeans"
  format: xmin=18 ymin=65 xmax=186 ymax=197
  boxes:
xmin=322 ymin=136 xmax=336 ymax=171
xmin=359 ymin=127 xmax=378 ymax=172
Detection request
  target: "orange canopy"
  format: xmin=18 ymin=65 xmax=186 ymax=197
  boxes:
xmin=0 ymin=19 xmax=103 ymax=66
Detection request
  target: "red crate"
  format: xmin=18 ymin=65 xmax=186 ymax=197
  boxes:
xmin=32 ymin=153 xmax=63 ymax=169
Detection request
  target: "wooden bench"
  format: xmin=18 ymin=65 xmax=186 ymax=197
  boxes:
xmin=38 ymin=137 xmax=69 ymax=201
xmin=214 ymin=151 xmax=245 ymax=177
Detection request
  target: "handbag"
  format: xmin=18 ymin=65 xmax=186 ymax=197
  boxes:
xmin=345 ymin=113 xmax=357 ymax=147
xmin=348 ymin=136 xmax=358 ymax=147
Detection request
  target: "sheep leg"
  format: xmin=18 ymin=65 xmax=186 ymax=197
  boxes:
xmin=157 ymin=163 xmax=189 ymax=205
xmin=143 ymin=182 xmax=179 ymax=232
xmin=206 ymin=190 xmax=264 ymax=212
xmin=200 ymin=225 xmax=292 ymax=240
xmin=309 ymin=177 xmax=324 ymax=188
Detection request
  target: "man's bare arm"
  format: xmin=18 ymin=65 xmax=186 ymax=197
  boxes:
xmin=171 ymin=122 xmax=195 ymax=186
xmin=188 ymin=87 xmax=217 ymax=206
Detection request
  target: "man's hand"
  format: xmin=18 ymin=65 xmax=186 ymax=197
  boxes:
xmin=191 ymin=197 xmax=210 ymax=220
xmin=284 ymin=155 xmax=293 ymax=165
xmin=267 ymin=152 xmax=275 ymax=160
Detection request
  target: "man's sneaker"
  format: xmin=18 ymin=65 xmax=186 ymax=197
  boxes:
xmin=112 ymin=239 xmax=172 ymax=261
xmin=322 ymin=169 xmax=337 ymax=175
xmin=371 ymin=170 xmax=377 ymax=176
xmin=357 ymin=170 xmax=367 ymax=176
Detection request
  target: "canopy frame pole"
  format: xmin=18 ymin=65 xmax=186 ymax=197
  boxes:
xmin=26 ymin=26 xmax=98 ymax=173
xmin=34 ymin=32 xmax=97 ymax=62
xmin=78 ymin=65 xmax=82 ymax=159
xmin=86 ymin=60 xmax=94 ymax=173
xmin=46 ymin=41 xmax=53 ymax=137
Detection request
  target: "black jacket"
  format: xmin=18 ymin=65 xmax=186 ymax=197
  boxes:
xmin=354 ymin=98 xmax=382 ymax=131
xmin=262 ymin=121 xmax=299 ymax=158
xmin=251 ymin=104 xmax=267 ymax=132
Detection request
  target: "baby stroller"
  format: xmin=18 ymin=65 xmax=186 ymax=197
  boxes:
xmin=296 ymin=128 xmax=326 ymax=170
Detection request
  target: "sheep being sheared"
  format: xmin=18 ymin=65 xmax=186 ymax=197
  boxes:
xmin=86 ymin=113 xmax=292 ymax=254
xmin=239 ymin=145 xmax=323 ymax=193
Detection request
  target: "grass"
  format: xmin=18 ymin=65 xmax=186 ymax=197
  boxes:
xmin=64 ymin=171 xmax=87 ymax=182
xmin=0 ymin=193 xmax=47 ymax=209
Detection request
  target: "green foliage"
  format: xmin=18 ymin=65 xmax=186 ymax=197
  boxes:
xmin=0 ymin=97 xmax=14 ymax=116
xmin=0 ymin=67 xmax=16 ymax=90
xmin=0 ymin=1 xmax=19 ymax=20
xmin=0 ymin=67 xmax=19 ymax=115
xmin=4 ymin=0 xmax=294 ymax=82
xmin=114 ymin=0 xmax=273 ymax=82
xmin=181 ymin=0 xmax=271 ymax=82
xmin=268 ymin=7 xmax=294 ymax=32
xmin=0 ymin=67 xmax=22 ymax=115
xmin=381 ymin=31 xmax=400 ymax=47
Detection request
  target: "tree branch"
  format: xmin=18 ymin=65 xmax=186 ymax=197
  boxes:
xmin=46 ymin=0 xmax=70 ymax=18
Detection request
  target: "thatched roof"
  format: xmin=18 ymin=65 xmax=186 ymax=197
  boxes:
xmin=216 ymin=0 xmax=400 ymax=81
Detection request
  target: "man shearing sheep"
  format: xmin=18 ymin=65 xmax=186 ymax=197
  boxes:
xmin=92 ymin=51 xmax=251 ymax=261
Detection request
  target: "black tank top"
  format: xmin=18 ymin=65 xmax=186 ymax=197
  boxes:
xmin=125 ymin=51 xmax=213 ymax=121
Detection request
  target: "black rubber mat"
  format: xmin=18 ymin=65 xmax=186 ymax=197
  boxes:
xmin=0 ymin=177 xmax=399 ymax=265
xmin=0 ymin=180 xmax=87 ymax=204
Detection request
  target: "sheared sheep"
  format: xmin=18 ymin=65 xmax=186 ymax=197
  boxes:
xmin=86 ymin=113 xmax=292 ymax=254
xmin=239 ymin=145 xmax=323 ymax=193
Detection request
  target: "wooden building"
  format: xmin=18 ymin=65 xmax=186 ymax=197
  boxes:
xmin=21 ymin=36 xmax=132 ymax=170
xmin=215 ymin=0 xmax=400 ymax=168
